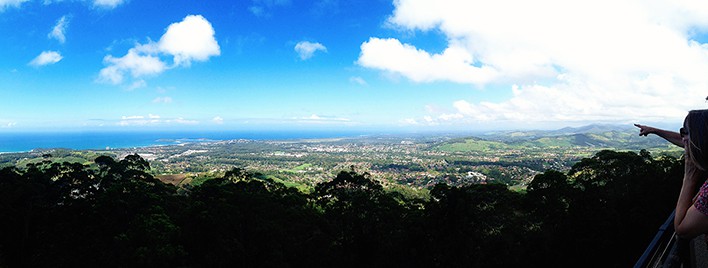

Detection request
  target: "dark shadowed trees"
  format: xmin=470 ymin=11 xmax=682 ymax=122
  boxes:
xmin=420 ymin=183 xmax=529 ymax=267
xmin=525 ymin=150 xmax=683 ymax=267
xmin=0 ymin=155 xmax=184 ymax=267
xmin=181 ymin=168 xmax=326 ymax=267
xmin=313 ymin=170 xmax=423 ymax=267
xmin=0 ymin=150 xmax=685 ymax=267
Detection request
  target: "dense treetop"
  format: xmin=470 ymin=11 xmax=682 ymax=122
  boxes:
xmin=0 ymin=150 xmax=682 ymax=267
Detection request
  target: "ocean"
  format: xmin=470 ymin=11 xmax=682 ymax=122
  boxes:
xmin=0 ymin=130 xmax=369 ymax=153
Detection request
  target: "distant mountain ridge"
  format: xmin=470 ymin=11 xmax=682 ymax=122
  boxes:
xmin=482 ymin=124 xmax=636 ymax=140
xmin=435 ymin=124 xmax=676 ymax=152
xmin=550 ymin=124 xmax=635 ymax=135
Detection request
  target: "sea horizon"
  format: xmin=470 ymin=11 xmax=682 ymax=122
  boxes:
xmin=0 ymin=122 xmax=651 ymax=153
xmin=0 ymin=130 xmax=384 ymax=153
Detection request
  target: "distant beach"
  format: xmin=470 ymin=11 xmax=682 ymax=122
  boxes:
xmin=0 ymin=131 xmax=370 ymax=153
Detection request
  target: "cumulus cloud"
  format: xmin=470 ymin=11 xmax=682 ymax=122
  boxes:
xmin=98 ymin=49 xmax=166 ymax=84
xmin=93 ymin=0 xmax=125 ymax=9
xmin=362 ymin=0 xmax=708 ymax=125
xmin=359 ymin=38 xmax=497 ymax=85
xmin=49 ymin=15 xmax=69 ymax=43
xmin=0 ymin=0 xmax=28 ymax=10
xmin=212 ymin=116 xmax=224 ymax=124
xmin=295 ymin=41 xmax=327 ymax=60
xmin=98 ymin=15 xmax=220 ymax=85
xmin=29 ymin=51 xmax=63 ymax=67
xmin=158 ymin=15 xmax=221 ymax=66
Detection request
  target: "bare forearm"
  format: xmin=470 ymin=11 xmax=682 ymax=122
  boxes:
xmin=654 ymin=129 xmax=683 ymax=147
xmin=675 ymin=176 xmax=699 ymax=228
xmin=636 ymin=124 xmax=683 ymax=147
xmin=675 ymin=158 xmax=707 ymax=232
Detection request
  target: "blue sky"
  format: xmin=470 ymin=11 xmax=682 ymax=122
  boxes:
xmin=2 ymin=0 xmax=708 ymax=132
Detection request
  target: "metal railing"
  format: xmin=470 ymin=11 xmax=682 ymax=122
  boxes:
xmin=635 ymin=210 xmax=692 ymax=268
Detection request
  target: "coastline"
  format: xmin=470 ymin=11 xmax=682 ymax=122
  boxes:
xmin=0 ymin=130 xmax=374 ymax=153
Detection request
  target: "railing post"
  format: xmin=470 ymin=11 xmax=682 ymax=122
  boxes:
xmin=634 ymin=210 xmax=677 ymax=268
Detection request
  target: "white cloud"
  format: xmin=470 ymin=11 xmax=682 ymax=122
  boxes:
xmin=29 ymin=51 xmax=63 ymax=67
xmin=49 ymin=15 xmax=69 ymax=43
xmin=438 ymin=113 xmax=464 ymax=121
xmin=3 ymin=0 xmax=123 ymax=11
xmin=170 ymin=117 xmax=199 ymax=125
xmin=158 ymin=15 xmax=221 ymax=66
xmin=363 ymin=0 xmax=708 ymax=125
xmin=249 ymin=6 xmax=265 ymax=17
xmin=212 ymin=116 xmax=224 ymax=124
xmin=126 ymin=79 xmax=146 ymax=90
xmin=99 ymin=15 xmax=220 ymax=86
xmin=294 ymin=114 xmax=351 ymax=124
xmin=121 ymin=115 xmax=144 ymax=120
xmin=249 ymin=0 xmax=291 ymax=17
xmin=0 ymin=0 xmax=28 ymax=10
xmin=1 ymin=122 xmax=17 ymax=128
xmin=98 ymin=49 xmax=166 ymax=84
xmin=118 ymin=119 xmax=158 ymax=126
xmin=117 ymin=114 xmax=198 ymax=126
xmin=400 ymin=118 xmax=419 ymax=125
xmin=358 ymin=38 xmax=498 ymax=85
xmin=349 ymin=76 xmax=368 ymax=86
xmin=152 ymin=96 xmax=173 ymax=103
xmin=295 ymin=41 xmax=327 ymax=60
xmin=93 ymin=0 xmax=125 ymax=9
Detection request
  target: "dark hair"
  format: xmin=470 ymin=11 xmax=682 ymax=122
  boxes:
xmin=685 ymin=110 xmax=708 ymax=170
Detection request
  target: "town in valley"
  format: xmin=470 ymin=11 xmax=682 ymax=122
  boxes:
xmin=0 ymin=125 xmax=681 ymax=194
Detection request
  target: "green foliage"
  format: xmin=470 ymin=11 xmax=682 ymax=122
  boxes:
xmin=385 ymin=183 xmax=430 ymax=201
xmin=266 ymin=174 xmax=312 ymax=192
xmin=437 ymin=129 xmax=680 ymax=152
xmin=292 ymin=163 xmax=312 ymax=171
xmin=0 ymin=154 xmax=184 ymax=267
xmin=525 ymin=150 xmax=683 ymax=266
xmin=180 ymin=167 xmax=327 ymax=266
xmin=0 ymin=150 xmax=683 ymax=267
xmin=435 ymin=137 xmax=510 ymax=152
xmin=422 ymin=183 xmax=530 ymax=267
xmin=187 ymin=174 xmax=216 ymax=186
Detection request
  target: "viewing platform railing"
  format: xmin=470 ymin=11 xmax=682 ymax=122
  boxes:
xmin=635 ymin=210 xmax=692 ymax=268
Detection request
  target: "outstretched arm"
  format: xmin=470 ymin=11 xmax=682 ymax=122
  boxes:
xmin=634 ymin=124 xmax=683 ymax=147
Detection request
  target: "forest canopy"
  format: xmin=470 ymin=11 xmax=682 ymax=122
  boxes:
xmin=0 ymin=150 xmax=682 ymax=267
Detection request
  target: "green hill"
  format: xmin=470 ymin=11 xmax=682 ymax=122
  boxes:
xmin=435 ymin=137 xmax=511 ymax=152
xmin=434 ymin=126 xmax=677 ymax=152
